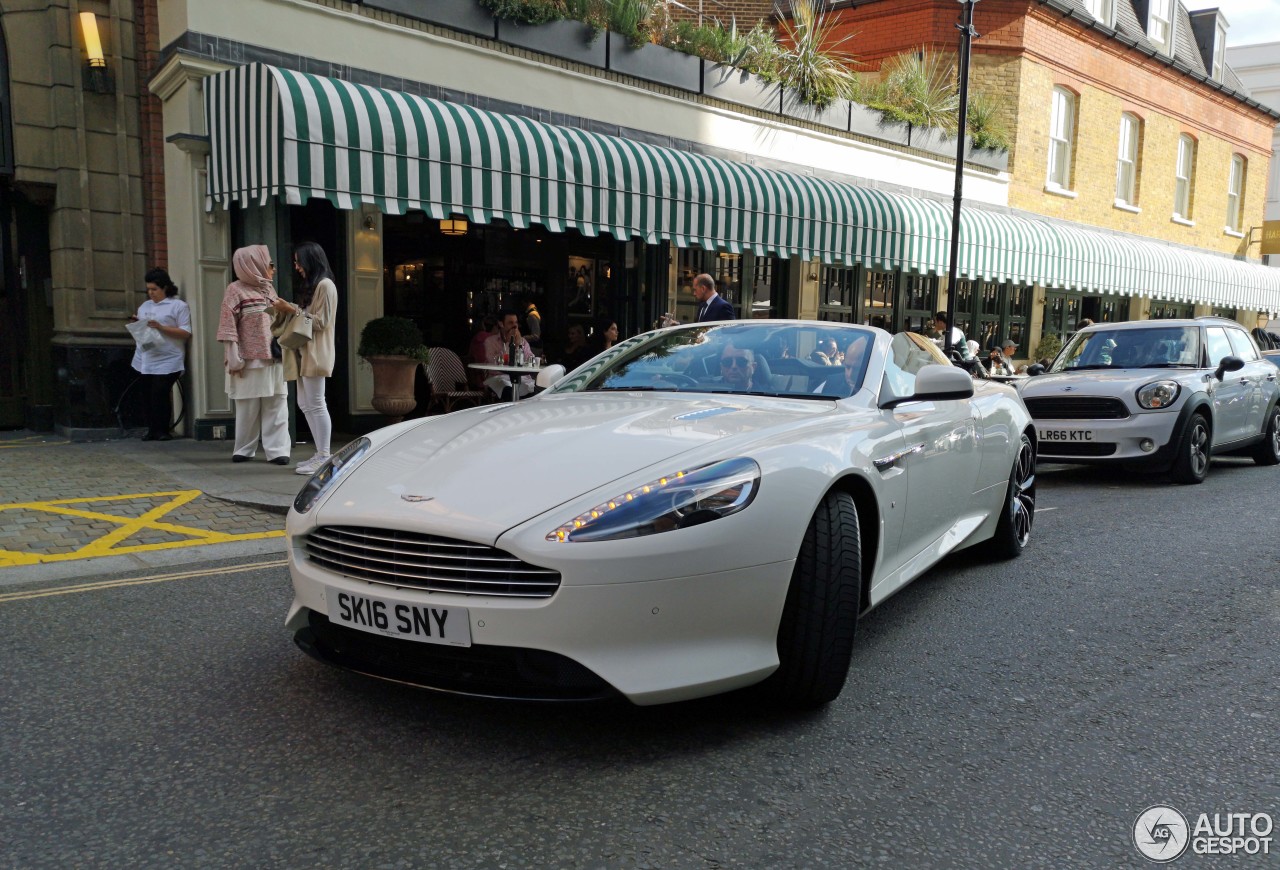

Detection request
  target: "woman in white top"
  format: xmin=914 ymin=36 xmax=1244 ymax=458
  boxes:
xmin=130 ymin=268 xmax=191 ymax=441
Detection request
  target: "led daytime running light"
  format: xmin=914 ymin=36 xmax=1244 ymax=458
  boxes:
xmin=547 ymin=458 xmax=760 ymax=543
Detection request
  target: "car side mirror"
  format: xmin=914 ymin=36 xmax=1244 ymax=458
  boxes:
xmin=1214 ymin=355 xmax=1245 ymax=381
xmin=880 ymin=364 xmax=975 ymax=409
xmin=536 ymin=364 xmax=566 ymax=389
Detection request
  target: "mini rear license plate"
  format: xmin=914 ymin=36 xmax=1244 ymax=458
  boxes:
xmin=326 ymin=588 xmax=471 ymax=646
xmin=1038 ymin=426 xmax=1097 ymax=443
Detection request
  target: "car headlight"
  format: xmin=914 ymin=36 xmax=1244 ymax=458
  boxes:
xmin=293 ymin=437 xmax=372 ymax=514
xmin=1136 ymin=380 xmax=1181 ymax=409
xmin=547 ymin=457 xmax=761 ymax=543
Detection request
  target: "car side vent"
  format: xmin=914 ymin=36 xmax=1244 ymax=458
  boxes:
xmin=1024 ymin=397 xmax=1130 ymax=420
xmin=305 ymin=526 xmax=561 ymax=598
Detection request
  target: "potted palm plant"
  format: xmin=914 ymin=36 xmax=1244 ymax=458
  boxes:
xmin=357 ymin=316 xmax=430 ymax=423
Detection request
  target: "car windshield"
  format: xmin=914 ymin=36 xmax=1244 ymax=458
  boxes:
xmin=1051 ymin=325 xmax=1202 ymax=372
xmin=547 ymin=322 xmax=880 ymax=399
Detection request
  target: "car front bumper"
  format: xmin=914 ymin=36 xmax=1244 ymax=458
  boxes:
xmin=285 ymin=538 xmax=795 ymax=706
xmin=1033 ymin=407 xmax=1182 ymax=465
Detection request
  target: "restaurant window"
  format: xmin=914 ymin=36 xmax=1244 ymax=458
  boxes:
xmin=714 ymin=253 xmax=744 ymax=319
xmin=1047 ymin=88 xmax=1076 ymax=192
xmin=1150 ymin=301 xmax=1194 ymax=319
xmin=817 ymin=265 xmax=858 ymax=323
xmin=1043 ymin=291 xmax=1082 ymax=347
xmin=1115 ymin=113 xmax=1140 ymax=207
xmin=859 ymin=269 xmax=897 ymax=331
xmin=1094 ymin=296 xmax=1128 ymax=324
xmin=951 ymin=279 xmax=974 ymax=341
xmin=1225 ymin=155 xmax=1245 ymax=233
xmin=1210 ymin=305 xmax=1237 ymax=320
xmin=748 ymin=256 xmax=787 ymax=319
xmin=954 ymin=278 xmax=1025 ymax=352
xmin=900 ymin=274 xmax=937 ymax=336
xmin=1174 ymin=135 xmax=1195 ymax=221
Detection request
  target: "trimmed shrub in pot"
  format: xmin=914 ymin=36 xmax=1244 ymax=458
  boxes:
xmin=357 ymin=316 xmax=430 ymax=423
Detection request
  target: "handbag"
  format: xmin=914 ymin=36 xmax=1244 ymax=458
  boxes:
xmin=277 ymin=310 xmax=314 ymax=350
xmin=126 ymin=319 xmax=165 ymax=353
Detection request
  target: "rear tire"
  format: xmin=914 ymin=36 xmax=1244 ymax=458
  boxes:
xmin=1251 ymin=406 xmax=1280 ymax=466
xmin=763 ymin=490 xmax=861 ymax=708
xmin=1169 ymin=413 xmax=1210 ymax=484
xmin=986 ymin=432 xmax=1036 ymax=559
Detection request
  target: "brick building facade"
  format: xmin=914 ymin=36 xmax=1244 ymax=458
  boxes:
xmin=825 ymin=0 xmax=1275 ymax=260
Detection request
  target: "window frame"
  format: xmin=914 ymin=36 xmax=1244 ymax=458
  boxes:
xmin=1147 ymin=0 xmax=1173 ymax=53
xmin=1082 ymin=0 xmax=1113 ymax=26
xmin=1225 ymin=154 xmax=1245 ymax=232
xmin=1047 ymin=87 xmax=1076 ymax=191
xmin=1211 ymin=22 xmax=1226 ymax=80
xmin=1115 ymin=113 xmax=1140 ymax=206
xmin=1174 ymin=134 xmax=1195 ymax=221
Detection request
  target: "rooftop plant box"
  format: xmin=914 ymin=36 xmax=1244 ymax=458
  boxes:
xmin=496 ymin=17 xmax=606 ymax=68
xmin=782 ymin=92 xmax=852 ymax=133
xmin=363 ymin=0 xmax=497 ymax=39
xmin=608 ymin=33 xmax=701 ymax=93
xmin=702 ymin=62 xmax=781 ymax=114
xmin=849 ymin=102 xmax=910 ymax=148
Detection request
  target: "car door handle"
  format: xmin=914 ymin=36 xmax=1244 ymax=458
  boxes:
xmin=873 ymin=443 xmax=924 ymax=471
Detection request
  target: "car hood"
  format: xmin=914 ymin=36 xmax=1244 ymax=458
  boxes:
xmin=316 ymin=393 xmax=831 ymax=543
xmin=1020 ymin=369 xmax=1197 ymax=397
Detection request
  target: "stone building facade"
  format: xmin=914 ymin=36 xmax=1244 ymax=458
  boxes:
xmin=0 ymin=0 xmax=152 ymax=433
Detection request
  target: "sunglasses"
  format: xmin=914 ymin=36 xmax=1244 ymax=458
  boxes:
xmin=721 ymin=356 xmax=751 ymax=369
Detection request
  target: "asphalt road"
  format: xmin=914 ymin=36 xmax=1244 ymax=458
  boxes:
xmin=2 ymin=458 xmax=1278 ymax=868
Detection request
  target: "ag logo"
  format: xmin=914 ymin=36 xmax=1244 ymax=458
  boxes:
xmin=1134 ymin=805 xmax=1190 ymax=862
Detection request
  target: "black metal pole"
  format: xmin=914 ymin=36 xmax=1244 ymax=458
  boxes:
xmin=945 ymin=0 xmax=978 ymax=358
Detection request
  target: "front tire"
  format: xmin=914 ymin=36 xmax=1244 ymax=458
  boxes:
xmin=763 ymin=490 xmax=861 ymax=708
xmin=1170 ymin=413 xmax=1210 ymax=484
xmin=986 ymin=432 xmax=1036 ymax=559
xmin=1251 ymin=406 xmax=1280 ymax=466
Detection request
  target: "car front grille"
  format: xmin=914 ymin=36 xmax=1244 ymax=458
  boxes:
xmin=304 ymin=526 xmax=561 ymax=598
xmin=1024 ymin=397 xmax=1130 ymax=420
xmin=1038 ymin=442 xmax=1117 ymax=457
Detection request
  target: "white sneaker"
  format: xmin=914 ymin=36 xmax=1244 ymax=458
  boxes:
xmin=294 ymin=453 xmax=330 ymax=476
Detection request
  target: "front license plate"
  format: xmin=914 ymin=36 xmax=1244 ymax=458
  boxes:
xmin=326 ymin=588 xmax=471 ymax=647
xmin=1037 ymin=426 xmax=1097 ymax=443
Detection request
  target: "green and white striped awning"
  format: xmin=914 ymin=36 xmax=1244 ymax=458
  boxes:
xmin=204 ymin=63 xmax=1280 ymax=314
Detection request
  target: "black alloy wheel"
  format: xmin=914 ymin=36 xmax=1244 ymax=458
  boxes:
xmin=987 ymin=432 xmax=1036 ymax=559
xmin=1251 ymin=407 xmax=1280 ymax=466
xmin=1170 ymin=413 xmax=1211 ymax=484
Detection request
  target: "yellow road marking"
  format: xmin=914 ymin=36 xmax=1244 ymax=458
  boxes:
xmin=0 ymin=439 xmax=67 ymax=449
xmin=0 ymin=559 xmax=289 ymax=603
xmin=0 ymin=490 xmax=285 ymax=567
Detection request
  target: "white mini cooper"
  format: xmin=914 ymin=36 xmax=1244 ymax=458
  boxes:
xmin=1020 ymin=317 xmax=1280 ymax=484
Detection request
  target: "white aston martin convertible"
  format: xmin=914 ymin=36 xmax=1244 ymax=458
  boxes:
xmin=285 ymin=321 xmax=1036 ymax=706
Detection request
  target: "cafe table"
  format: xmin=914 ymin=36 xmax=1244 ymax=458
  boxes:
xmin=468 ymin=361 xmax=545 ymax=402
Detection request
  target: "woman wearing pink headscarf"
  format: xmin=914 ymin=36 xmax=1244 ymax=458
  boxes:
xmin=216 ymin=245 xmax=291 ymax=464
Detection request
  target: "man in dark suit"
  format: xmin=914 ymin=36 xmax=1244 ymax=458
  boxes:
xmin=693 ymin=273 xmax=735 ymax=323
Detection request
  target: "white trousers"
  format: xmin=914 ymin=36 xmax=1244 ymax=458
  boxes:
xmin=296 ymin=375 xmax=332 ymax=456
xmin=232 ymin=395 xmax=290 ymax=460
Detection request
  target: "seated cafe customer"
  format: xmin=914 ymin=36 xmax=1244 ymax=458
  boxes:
xmin=482 ymin=308 xmax=535 ymax=400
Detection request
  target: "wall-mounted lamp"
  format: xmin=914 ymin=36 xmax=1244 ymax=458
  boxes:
xmin=362 ymin=213 xmax=376 ymax=232
xmin=440 ymin=217 xmax=468 ymax=237
xmin=80 ymin=13 xmax=114 ymax=94
xmin=807 ymin=271 xmax=819 ymax=281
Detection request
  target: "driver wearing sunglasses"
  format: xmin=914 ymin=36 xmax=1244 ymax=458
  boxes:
xmin=718 ymin=344 xmax=756 ymax=390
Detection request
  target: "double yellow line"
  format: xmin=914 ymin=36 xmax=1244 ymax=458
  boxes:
xmin=0 ymin=558 xmax=288 ymax=604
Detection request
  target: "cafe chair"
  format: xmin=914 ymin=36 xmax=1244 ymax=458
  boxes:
xmin=425 ymin=347 xmax=487 ymax=414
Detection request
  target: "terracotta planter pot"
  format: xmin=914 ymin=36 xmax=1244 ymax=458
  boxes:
xmin=365 ymin=355 xmax=422 ymax=423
